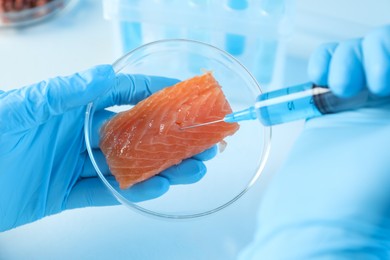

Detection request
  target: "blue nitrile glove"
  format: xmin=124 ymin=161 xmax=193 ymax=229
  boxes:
xmin=240 ymin=25 xmax=390 ymax=259
xmin=0 ymin=65 xmax=216 ymax=232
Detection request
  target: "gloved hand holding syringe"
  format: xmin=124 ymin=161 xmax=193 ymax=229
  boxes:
xmin=182 ymin=82 xmax=390 ymax=129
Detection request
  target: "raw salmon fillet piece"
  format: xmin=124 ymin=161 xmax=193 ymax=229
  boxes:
xmin=100 ymin=72 xmax=240 ymax=189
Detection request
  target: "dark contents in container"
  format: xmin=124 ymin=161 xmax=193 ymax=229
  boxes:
xmin=0 ymin=0 xmax=53 ymax=12
xmin=0 ymin=0 xmax=68 ymax=26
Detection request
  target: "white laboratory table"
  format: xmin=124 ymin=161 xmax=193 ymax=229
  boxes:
xmin=0 ymin=1 xmax=389 ymax=259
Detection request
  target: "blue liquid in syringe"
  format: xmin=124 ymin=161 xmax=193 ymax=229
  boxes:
xmin=224 ymin=82 xmax=389 ymax=126
xmin=224 ymin=82 xmax=324 ymax=126
xmin=257 ymin=82 xmax=322 ymax=125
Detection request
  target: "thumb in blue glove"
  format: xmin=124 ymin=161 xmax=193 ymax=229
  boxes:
xmin=0 ymin=65 xmax=216 ymax=232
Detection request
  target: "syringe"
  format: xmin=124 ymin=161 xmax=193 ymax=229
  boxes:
xmin=182 ymin=82 xmax=390 ymax=128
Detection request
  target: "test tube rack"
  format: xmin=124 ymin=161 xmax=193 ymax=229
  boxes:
xmin=103 ymin=0 xmax=294 ymax=85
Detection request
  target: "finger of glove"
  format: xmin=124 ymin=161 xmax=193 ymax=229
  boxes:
xmin=81 ymin=149 xmax=111 ymax=178
xmin=65 ymin=175 xmax=170 ymax=209
xmin=307 ymin=42 xmax=338 ymax=86
xmin=158 ymin=158 xmax=207 ymax=185
xmin=0 ymin=65 xmax=115 ymax=133
xmin=91 ymin=109 xmax=116 ymax=149
xmin=192 ymin=145 xmax=218 ymax=161
xmin=362 ymin=25 xmax=390 ymax=96
xmin=328 ymin=39 xmax=366 ymax=97
xmin=94 ymin=74 xmax=179 ymax=110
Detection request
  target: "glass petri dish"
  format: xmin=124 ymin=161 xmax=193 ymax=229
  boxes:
xmin=0 ymin=0 xmax=75 ymax=28
xmin=85 ymin=39 xmax=271 ymax=219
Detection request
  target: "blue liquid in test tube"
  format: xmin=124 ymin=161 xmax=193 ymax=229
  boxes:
xmin=120 ymin=22 xmax=142 ymax=53
xmin=188 ymin=0 xmax=211 ymax=43
xmin=225 ymin=0 xmax=248 ymax=56
xmin=188 ymin=0 xmax=211 ymax=73
xmin=253 ymin=40 xmax=278 ymax=85
xmin=251 ymin=0 xmax=287 ymax=85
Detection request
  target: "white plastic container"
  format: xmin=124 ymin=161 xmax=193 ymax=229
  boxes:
xmin=103 ymin=0 xmax=294 ymax=86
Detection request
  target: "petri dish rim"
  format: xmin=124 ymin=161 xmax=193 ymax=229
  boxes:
xmin=85 ymin=39 xmax=272 ymax=219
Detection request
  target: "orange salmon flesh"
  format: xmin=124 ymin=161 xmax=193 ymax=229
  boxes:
xmin=100 ymin=72 xmax=240 ymax=189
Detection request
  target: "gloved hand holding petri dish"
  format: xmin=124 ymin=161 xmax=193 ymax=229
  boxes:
xmin=84 ymin=39 xmax=271 ymax=219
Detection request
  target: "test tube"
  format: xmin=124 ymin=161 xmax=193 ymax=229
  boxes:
xmin=148 ymin=0 xmax=182 ymax=41
xmin=224 ymin=0 xmax=248 ymax=56
xmin=187 ymin=0 xmax=211 ymax=73
xmin=120 ymin=22 xmax=142 ymax=53
xmin=251 ymin=0 xmax=287 ymax=85
xmin=259 ymin=0 xmax=285 ymax=16
xmin=119 ymin=0 xmax=142 ymax=53
xmin=253 ymin=39 xmax=278 ymax=85
xmin=187 ymin=0 xmax=211 ymax=43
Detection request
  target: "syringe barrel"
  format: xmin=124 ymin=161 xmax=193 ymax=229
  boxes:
xmin=257 ymin=83 xmax=390 ymax=126
xmin=257 ymin=82 xmax=321 ymax=126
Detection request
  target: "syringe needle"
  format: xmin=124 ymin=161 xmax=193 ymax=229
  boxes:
xmin=180 ymin=119 xmax=225 ymax=130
